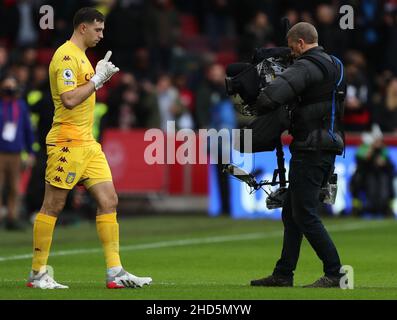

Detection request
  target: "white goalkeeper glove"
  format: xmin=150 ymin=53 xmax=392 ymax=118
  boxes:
xmin=90 ymin=50 xmax=120 ymax=90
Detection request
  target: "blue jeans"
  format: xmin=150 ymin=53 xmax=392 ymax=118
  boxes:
xmin=273 ymin=151 xmax=342 ymax=278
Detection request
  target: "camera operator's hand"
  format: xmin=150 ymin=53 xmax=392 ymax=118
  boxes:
xmin=244 ymin=103 xmax=258 ymax=116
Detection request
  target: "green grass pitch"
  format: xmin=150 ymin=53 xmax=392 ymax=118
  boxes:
xmin=1 ymin=216 xmax=397 ymax=300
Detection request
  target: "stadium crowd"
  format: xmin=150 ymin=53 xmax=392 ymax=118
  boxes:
xmin=0 ymin=0 xmax=397 ymax=229
xmin=1 ymin=0 xmax=397 ymax=133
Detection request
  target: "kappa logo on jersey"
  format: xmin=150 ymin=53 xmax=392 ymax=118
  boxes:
xmin=66 ymin=172 xmax=76 ymax=184
xmin=53 ymin=176 xmax=62 ymax=183
xmin=61 ymin=147 xmax=70 ymax=153
xmin=62 ymin=55 xmax=71 ymax=62
xmin=63 ymin=69 xmax=73 ymax=80
xmin=58 ymin=157 xmax=68 ymax=163
xmin=56 ymin=166 xmax=65 ymax=173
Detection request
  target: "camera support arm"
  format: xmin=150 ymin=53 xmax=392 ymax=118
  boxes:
xmin=274 ymin=140 xmax=287 ymax=188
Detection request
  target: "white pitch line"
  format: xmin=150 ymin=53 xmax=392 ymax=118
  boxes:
xmin=0 ymin=220 xmax=390 ymax=263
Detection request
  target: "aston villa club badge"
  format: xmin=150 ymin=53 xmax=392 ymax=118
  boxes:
xmin=66 ymin=172 xmax=76 ymax=184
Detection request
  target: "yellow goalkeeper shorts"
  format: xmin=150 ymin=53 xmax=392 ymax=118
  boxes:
xmin=45 ymin=142 xmax=112 ymax=190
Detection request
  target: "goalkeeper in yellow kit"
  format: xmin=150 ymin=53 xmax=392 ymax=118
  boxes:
xmin=26 ymin=7 xmax=152 ymax=289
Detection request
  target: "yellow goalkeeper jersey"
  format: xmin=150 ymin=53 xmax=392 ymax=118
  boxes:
xmin=47 ymin=40 xmax=96 ymax=146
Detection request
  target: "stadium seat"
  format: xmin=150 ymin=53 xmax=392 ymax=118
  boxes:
xmin=180 ymin=35 xmax=210 ymax=53
xmin=215 ymin=51 xmax=238 ymax=68
xmin=180 ymin=14 xmax=199 ymax=38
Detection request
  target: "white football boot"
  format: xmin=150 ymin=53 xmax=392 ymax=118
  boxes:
xmin=106 ymin=268 xmax=152 ymax=289
xmin=26 ymin=271 xmax=69 ymax=289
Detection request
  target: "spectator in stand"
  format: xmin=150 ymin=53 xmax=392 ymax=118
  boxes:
xmin=350 ymin=125 xmax=395 ymax=218
xmin=383 ymin=5 xmax=397 ymax=74
xmin=103 ymin=0 xmax=147 ymax=69
xmin=285 ymin=9 xmax=300 ymax=27
xmin=239 ymin=11 xmax=275 ymax=61
xmin=343 ymin=51 xmax=372 ymax=132
xmin=104 ymin=72 xmax=160 ymax=130
xmin=19 ymin=46 xmax=38 ymax=69
xmin=0 ymin=75 xmax=35 ymax=231
xmin=24 ymin=64 xmax=54 ymax=218
xmin=137 ymin=77 xmax=161 ymax=129
xmin=0 ymin=45 xmax=9 ymax=80
xmin=373 ymin=77 xmax=397 ymax=133
xmin=9 ymin=64 xmax=30 ymax=98
xmin=14 ymin=46 xmax=38 ymax=91
xmin=355 ymin=0 xmax=384 ymax=63
xmin=128 ymin=47 xmax=158 ymax=83
xmin=156 ymin=73 xmax=193 ymax=131
xmin=106 ymin=73 xmax=138 ymax=129
xmin=195 ymin=63 xmax=236 ymax=215
xmin=196 ymin=63 xmax=222 ymax=129
xmin=372 ymin=69 xmax=394 ymax=104
xmin=118 ymin=84 xmax=140 ymax=130
xmin=315 ymin=3 xmax=349 ymax=57
xmin=301 ymin=10 xmax=314 ymax=24
xmin=203 ymin=0 xmax=236 ymax=51
xmin=174 ymin=73 xmax=194 ymax=114
xmin=145 ymin=0 xmax=181 ymax=72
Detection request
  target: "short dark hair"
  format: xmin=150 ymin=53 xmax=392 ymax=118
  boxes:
xmin=287 ymin=22 xmax=318 ymax=44
xmin=73 ymin=7 xmax=105 ymax=29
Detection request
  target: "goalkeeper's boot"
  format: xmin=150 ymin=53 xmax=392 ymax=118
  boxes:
xmin=26 ymin=270 xmax=69 ymax=289
xmin=106 ymin=268 xmax=152 ymax=289
xmin=250 ymin=274 xmax=293 ymax=287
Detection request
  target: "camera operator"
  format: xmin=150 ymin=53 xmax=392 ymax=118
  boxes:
xmin=250 ymin=22 xmax=346 ymax=288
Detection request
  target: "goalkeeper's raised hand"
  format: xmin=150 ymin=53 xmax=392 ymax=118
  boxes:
xmin=90 ymin=51 xmax=119 ymax=90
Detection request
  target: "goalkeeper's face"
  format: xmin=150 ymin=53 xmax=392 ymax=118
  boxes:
xmin=82 ymin=20 xmax=105 ymax=48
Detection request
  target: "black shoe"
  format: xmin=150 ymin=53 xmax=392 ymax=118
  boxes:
xmin=250 ymin=275 xmax=293 ymax=287
xmin=303 ymin=276 xmax=340 ymax=288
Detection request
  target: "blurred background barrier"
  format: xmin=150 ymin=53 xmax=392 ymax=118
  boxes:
xmin=212 ymin=133 xmax=397 ymax=219
xmin=15 ymin=131 xmax=397 ymax=219
xmin=101 ymin=129 xmax=208 ymax=195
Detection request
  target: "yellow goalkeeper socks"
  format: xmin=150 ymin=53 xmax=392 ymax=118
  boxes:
xmin=96 ymin=213 xmax=122 ymax=269
xmin=32 ymin=213 xmax=57 ymax=273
